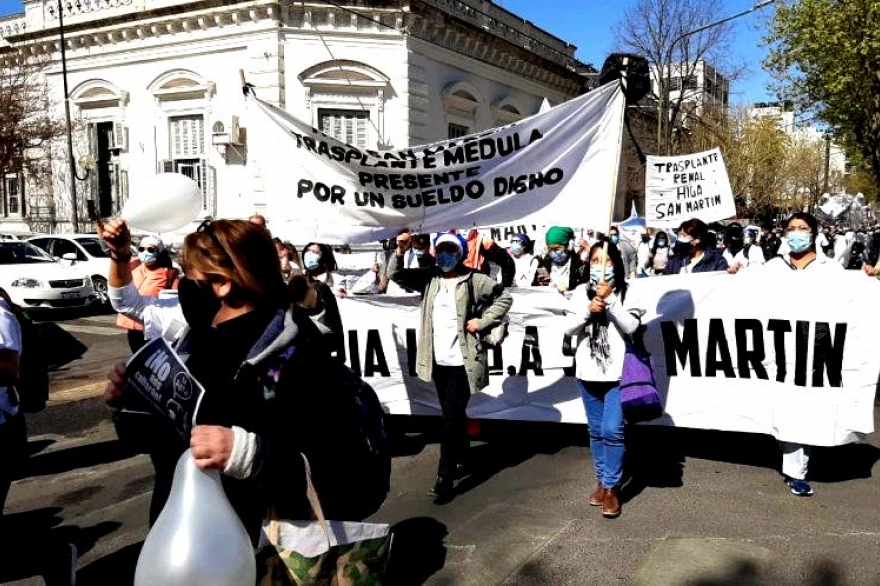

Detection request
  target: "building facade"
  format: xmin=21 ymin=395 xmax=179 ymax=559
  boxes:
xmin=0 ymin=0 xmax=592 ymax=235
xmin=652 ymin=59 xmax=729 ymax=122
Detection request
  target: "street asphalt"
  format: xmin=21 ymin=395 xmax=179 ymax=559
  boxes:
xmin=2 ymin=312 xmax=880 ymax=585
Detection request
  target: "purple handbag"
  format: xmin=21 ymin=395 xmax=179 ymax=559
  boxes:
xmin=619 ymin=342 xmax=663 ymax=423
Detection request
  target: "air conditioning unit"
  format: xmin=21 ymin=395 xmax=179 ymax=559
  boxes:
xmin=211 ymin=116 xmax=242 ymax=145
xmin=158 ymin=160 xmax=174 ymax=173
xmin=110 ymin=121 xmax=128 ymax=151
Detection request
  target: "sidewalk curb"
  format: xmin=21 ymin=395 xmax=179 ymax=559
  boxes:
xmin=48 ymin=382 xmax=106 ymax=406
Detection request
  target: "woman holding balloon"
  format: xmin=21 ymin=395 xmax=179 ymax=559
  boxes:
xmin=102 ymin=215 xmax=370 ymax=545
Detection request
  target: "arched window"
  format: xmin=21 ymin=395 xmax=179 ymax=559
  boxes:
xmin=70 ymin=80 xmax=130 ymax=217
xmin=492 ymin=97 xmax=525 ymax=125
xmin=148 ymin=70 xmax=216 ymax=214
xmin=442 ymin=81 xmax=485 ymax=139
xmin=298 ymin=60 xmax=391 ymax=149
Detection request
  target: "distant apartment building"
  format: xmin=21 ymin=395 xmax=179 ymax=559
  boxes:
xmin=652 ymin=60 xmax=730 ymax=118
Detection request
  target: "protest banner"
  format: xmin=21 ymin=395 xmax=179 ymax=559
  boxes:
xmin=335 ymin=271 xmax=880 ymax=446
xmin=246 ymin=82 xmax=625 ymax=244
xmin=645 ymin=147 xmax=737 ymax=227
xmin=124 ymin=337 xmax=205 ymax=439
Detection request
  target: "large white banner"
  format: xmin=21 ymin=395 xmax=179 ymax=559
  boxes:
xmin=246 ymin=82 xmax=626 ymax=244
xmin=337 ymin=271 xmax=880 ymax=446
xmin=645 ymin=147 xmax=737 ymax=227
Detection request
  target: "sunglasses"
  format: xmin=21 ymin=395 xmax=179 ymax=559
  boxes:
xmin=196 ymin=217 xmax=234 ymax=263
xmin=137 ymin=246 xmax=158 ymax=253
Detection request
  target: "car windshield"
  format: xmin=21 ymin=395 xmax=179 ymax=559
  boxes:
xmin=0 ymin=242 xmax=56 ymax=264
xmin=75 ymin=238 xmax=111 ymax=258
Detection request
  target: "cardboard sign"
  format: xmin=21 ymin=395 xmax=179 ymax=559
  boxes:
xmin=645 ymin=147 xmax=736 ymax=227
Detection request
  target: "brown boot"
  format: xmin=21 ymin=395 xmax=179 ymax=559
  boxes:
xmin=602 ymin=487 xmax=621 ymax=518
xmin=588 ymin=483 xmax=606 ymax=506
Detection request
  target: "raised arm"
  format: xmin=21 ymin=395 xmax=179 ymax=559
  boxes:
xmin=387 ymin=247 xmax=435 ymax=293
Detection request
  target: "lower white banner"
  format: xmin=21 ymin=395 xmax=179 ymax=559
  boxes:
xmin=337 ymin=271 xmax=880 ymax=446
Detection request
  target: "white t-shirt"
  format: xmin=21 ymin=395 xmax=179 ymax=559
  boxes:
xmin=513 ymin=253 xmax=538 ymax=287
xmin=432 ymin=279 xmax=464 ymax=367
xmin=0 ymin=300 xmax=23 ymax=425
xmin=549 ymin=262 xmax=571 ymax=289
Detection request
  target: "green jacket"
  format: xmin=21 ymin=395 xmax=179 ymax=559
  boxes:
xmin=388 ymin=253 xmax=513 ymax=394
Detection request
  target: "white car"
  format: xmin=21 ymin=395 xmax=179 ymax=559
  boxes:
xmin=27 ymin=234 xmax=130 ymax=300
xmin=0 ymin=241 xmax=95 ymax=310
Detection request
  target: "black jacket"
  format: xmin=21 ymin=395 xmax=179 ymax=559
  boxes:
xmin=115 ymin=305 xmax=370 ymax=545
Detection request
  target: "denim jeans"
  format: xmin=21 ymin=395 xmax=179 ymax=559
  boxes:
xmin=578 ymin=379 xmax=625 ymax=489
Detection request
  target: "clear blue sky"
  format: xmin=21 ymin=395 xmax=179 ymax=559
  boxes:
xmin=0 ymin=0 xmax=776 ymax=105
xmin=500 ymin=0 xmax=777 ymax=106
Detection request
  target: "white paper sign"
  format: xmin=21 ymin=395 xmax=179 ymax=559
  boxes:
xmin=645 ymin=147 xmax=737 ymax=227
xmin=336 ymin=271 xmax=880 ymax=446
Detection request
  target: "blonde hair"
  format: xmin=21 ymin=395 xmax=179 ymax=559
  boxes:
xmin=183 ymin=219 xmax=286 ymax=308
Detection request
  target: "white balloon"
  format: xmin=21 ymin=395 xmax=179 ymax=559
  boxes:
xmin=123 ymin=173 xmax=203 ymax=233
xmin=134 ymin=450 xmax=256 ymax=586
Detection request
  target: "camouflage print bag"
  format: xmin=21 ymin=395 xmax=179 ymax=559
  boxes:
xmin=256 ymin=454 xmax=392 ymax=586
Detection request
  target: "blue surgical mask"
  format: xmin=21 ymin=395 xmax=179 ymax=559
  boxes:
xmin=610 ymin=235 xmax=620 ymax=245
xmin=787 ymin=232 xmax=812 ymax=254
xmin=436 ymin=251 xmax=460 ymax=273
xmin=413 ymin=248 xmax=426 ymax=257
xmin=589 ymin=266 xmax=615 ymax=285
xmin=138 ymin=251 xmax=158 ymax=265
xmin=304 ymin=251 xmax=321 ymax=271
xmin=549 ymin=249 xmax=568 ymax=265
xmin=510 ymin=242 xmax=524 ymax=256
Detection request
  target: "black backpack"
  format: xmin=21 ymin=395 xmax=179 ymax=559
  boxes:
xmin=10 ymin=308 xmax=49 ymax=413
xmin=260 ymin=341 xmax=391 ymax=518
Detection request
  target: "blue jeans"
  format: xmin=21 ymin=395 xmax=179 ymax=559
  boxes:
xmin=578 ymin=380 xmax=625 ymax=489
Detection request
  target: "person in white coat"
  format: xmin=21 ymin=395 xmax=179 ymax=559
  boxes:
xmin=563 ymin=241 xmax=641 ymax=518
xmin=761 ymin=212 xmax=843 ymax=497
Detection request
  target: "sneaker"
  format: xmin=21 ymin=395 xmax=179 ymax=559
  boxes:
xmin=786 ymin=478 xmax=814 ymax=496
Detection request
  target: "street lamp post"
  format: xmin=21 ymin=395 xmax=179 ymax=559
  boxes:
xmin=58 ymin=0 xmax=89 ymax=233
xmin=657 ymin=0 xmax=776 ymax=155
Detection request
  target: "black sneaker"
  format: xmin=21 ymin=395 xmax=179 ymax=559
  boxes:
xmin=429 ymin=476 xmax=454 ymax=504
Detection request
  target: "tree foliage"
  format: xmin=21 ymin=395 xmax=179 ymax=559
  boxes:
xmin=614 ymin=0 xmax=735 ymax=156
xmin=683 ymin=105 xmax=845 ymax=216
xmin=765 ymin=0 xmax=880 ymax=193
xmin=0 ymin=48 xmax=64 ymax=178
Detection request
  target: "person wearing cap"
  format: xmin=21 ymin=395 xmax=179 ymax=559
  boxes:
xmin=509 ymin=233 xmax=539 ymax=287
xmin=536 ymin=226 xmax=585 ymax=293
xmin=116 ymin=235 xmax=180 ymax=352
xmin=388 ymin=231 xmax=512 ymax=504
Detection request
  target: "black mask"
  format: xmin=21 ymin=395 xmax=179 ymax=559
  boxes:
xmin=178 ymin=277 xmax=222 ymax=329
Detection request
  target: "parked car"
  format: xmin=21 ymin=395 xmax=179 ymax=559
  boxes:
xmin=27 ymin=234 xmax=135 ymax=301
xmin=0 ymin=241 xmax=95 ymax=310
